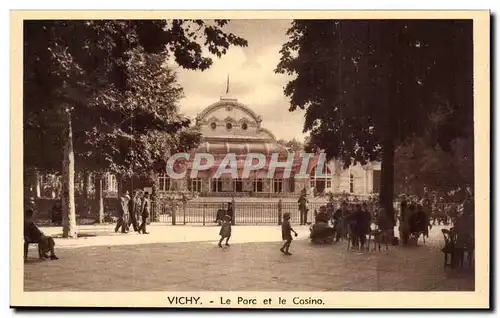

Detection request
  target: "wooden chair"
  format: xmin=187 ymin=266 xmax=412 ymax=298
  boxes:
xmin=466 ymin=243 xmax=475 ymax=269
xmin=441 ymin=229 xmax=459 ymax=268
xmin=24 ymin=235 xmax=44 ymax=260
xmin=467 ymin=235 xmax=475 ymax=269
xmin=458 ymin=235 xmax=475 ymax=270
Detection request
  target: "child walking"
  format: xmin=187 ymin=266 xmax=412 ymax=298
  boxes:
xmin=280 ymin=212 xmax=298 ymax=255
xmin=218 ymin=215 xmax=232 ymax=247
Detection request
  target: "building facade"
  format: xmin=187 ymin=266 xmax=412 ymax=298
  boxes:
xmin=158 ymin=96 xmax=381 ymax=197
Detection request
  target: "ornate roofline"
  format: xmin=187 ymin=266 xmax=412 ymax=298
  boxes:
xmin=196 ymin=98 xmax=262 ymax=126
xmin=257 ymin=127 xmax=276 ymax=141
xmin=202 ymin=136 xmax=274 ymax=143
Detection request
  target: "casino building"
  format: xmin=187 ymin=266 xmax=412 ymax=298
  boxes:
xmin=157 ymin=96 xmax=381 ymax=197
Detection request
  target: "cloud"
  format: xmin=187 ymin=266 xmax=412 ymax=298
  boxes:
xmin=171 ymin=20 xmax=306 ymax=142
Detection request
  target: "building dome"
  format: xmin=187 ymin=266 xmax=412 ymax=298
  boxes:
xmin=192 ymin=96 xmax=289 ymax=158
xmin=195 ymin=97 xmax=278 ymax=142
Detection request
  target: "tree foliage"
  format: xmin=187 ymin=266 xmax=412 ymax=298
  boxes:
xmin=395 ymin=136 xmax=473 ymax=198
xmin=394 ymin=107 xmax=474 ymax=199
xmin=23 ymin=20 xmax=247 ymax=235
xmin=276 ymin=20 xmax=473 ymax=165
xmin=276 ymin=20 xmax=473 ymax=221
xmin=24 ymin=20 xmax=247 ymax=175
xmin=76 ymin=49 xmax=202 ymax=178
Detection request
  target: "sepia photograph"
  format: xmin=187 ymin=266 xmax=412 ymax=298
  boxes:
xmin=10 ymin=10 xmax=490 ymax=309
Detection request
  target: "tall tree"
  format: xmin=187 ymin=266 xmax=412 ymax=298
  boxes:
xmin=24 ymin=20 xmax=247 ymax=237
xmin=276 ymin=20 xmax=473 ymax=225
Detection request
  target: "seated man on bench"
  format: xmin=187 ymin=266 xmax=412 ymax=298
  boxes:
xmin=24 ymin=209 xmax=59 ymax=261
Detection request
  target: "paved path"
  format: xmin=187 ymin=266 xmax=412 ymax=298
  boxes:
xmin=24 ymin=225 xmax=474 ymax=292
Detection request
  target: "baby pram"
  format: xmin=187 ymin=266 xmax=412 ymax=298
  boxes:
xmin=309 ymin=209 xmax=336 ymax=244
xmin=309 ymin=223 xmax=336 ymax=244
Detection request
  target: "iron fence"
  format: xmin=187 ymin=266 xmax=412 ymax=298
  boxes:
xmin=29 ymin=197 xmax=463 ymax=226
xmin=150 ymin=199 xmax=464 ymax=226
xmin=151 ymin=200 xmax=334 ymax=225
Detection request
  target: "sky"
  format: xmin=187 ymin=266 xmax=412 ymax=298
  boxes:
xmin=167 ymin=19 xmax=308 ymax=142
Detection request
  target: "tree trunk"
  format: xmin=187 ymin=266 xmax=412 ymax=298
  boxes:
xmin=379 ymin=136 xmax=395 ymax=225
xmin=35 ymin=169 xmax=41 ymax=198
xmin=83 ymin=170 xmax=91 ymax=216
xmin=128 ymin=176 xmax=135 ymax=196
xmin=94 ymin=175 xmax=104 ymax=224
xmin=378 ymin=25 xmax=400 ymax=239
xmin=379 ymin=71 xmax=397 ymax=236
xmin=62 ymin=107 xmax=77 ymax=238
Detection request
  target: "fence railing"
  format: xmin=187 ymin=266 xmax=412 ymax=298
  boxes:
xmin=151 ymin=200 xmax=338 ymax=225
xmin=150 ymin=200 xmax=462 ymax=226
xmin=30 ymin=197 xmax=462 ymax=226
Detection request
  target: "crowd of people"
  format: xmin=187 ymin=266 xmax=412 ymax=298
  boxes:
xmin=307 ymin=189 xmax=474 ymax=250
xmin=115 ymin=190 xmax=151 ymax=235
xmin=310 ymin=200 xmax=391 ymax=249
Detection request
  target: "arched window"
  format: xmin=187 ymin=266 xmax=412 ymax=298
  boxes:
xmin=309 ymin=164 xmax=332 ymax=193
xmin=309 ymin=164 xmax=332 ymax=178
xmin=158 ymin=174 xmax=171 ymax=191
xmin=103 ymin=173 xmax=118 ymax=193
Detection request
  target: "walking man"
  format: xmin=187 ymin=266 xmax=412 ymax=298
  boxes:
xmin=115 ymin=192 xmax=130 ymax=233
xmin=139 ymin=192 xmax=150 ymax=234
xmin=128 ymin=190 xmax=141 ymax=232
